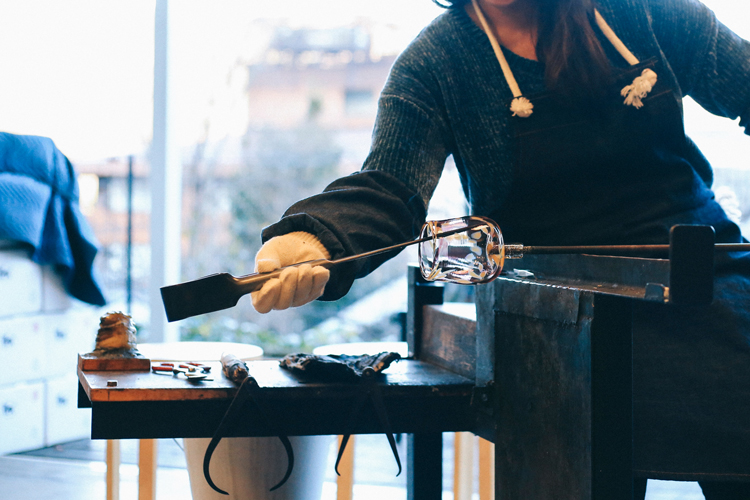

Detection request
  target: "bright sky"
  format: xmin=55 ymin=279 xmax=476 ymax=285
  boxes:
xmin=0 ymin=0 xmax=746 ymax=163
xmin=0 ymin=0 xmax=442 ymax=162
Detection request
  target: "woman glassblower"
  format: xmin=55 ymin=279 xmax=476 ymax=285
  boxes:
xmin=250 ymin=0 xmax=750 ymax=497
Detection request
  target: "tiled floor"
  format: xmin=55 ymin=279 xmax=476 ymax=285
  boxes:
xmin=1 ymin=435 xmax=708 ymax=500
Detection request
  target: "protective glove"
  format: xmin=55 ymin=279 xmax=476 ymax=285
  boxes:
xmin=251 ymin=231 xmax=331 ymax=314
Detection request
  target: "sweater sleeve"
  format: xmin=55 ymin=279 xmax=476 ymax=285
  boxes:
xmin=647 ymin=0 xmax=750 ymax=134
xmin=261 ymin=170 xmax=427 ymax=300
xmin=362 ymin=48 xmax=454 ymax=208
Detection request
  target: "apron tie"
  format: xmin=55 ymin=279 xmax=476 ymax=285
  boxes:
xmin=593 ymin=10 xmax=659 ymax=108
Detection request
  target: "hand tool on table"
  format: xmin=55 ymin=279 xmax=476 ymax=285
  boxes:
xmin=203 ymin=354 xmax=294 ymax=495
xmin=334 ymin=371 xmax=401 ymax=477
xmin=151 ymin=362 xmax=212 ymax=380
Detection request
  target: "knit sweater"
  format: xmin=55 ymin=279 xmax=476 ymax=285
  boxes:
xmin=263 ymin=0 xmax=750 ymax=300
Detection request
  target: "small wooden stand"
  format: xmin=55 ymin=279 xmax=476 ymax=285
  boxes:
xmin=78 ymin=352 xmax=151 ymax=372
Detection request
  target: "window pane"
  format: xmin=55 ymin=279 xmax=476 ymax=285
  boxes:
xmin=173 ymin=1 xmax=445 ymax=354
xmin=9 ymin=1 xmax=745 ymax=353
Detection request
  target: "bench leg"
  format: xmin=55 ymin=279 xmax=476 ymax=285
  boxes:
xmin=138 ymin=439 xmax=158 ymax=500
xmin=336 ymin=435 xmax=355 ymax=500
xmin=106 ymin=440 xmax=120 ymax=500
xmin=408 ymin=433 xmax=443 ymax=500
xmin=479 ymin=438 xmax=495 ymax=500
xmin=454 ymin=432 xmax=475 ymax=500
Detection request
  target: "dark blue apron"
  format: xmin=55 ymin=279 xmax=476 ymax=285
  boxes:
xmin=491 ymin=59 xmax=750 ymax=481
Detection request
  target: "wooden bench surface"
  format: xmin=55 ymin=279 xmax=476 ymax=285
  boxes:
xmin=78 ymin=358 xmax=477 ymax=440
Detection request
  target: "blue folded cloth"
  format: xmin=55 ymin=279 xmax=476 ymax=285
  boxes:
xmin=0 ymin=132 xmax=106 ymax=306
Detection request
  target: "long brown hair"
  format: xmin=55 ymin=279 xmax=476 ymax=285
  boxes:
xmin=434 ymin=0 xmax=612 ymax=101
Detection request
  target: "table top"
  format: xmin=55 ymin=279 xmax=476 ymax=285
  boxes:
xmin=77 ymin=358 xmax=478 ymax=439
xmin=78 ymin=358 xmax=475 ymax=403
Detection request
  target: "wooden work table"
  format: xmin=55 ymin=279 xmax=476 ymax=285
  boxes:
xmin=77 ymin=299 xmax=479 ymax=500
xmin=77 ymin=358 xmax=477 ymax=440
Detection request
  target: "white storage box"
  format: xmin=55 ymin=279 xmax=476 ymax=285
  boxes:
xmin=41 ymin=265 xmax=73 ymax=312
xmin=0 ymin=250 xmax=43 ymax=318
xmin=0 ymin=315 xmax=45 ymax=386
xmin=43 ymin=311 xmax=95 ymax=378
xmin=45 ymin=374 xmax=91 ymax=445
xmin=0 ymin=381 xmax=45 ymax=455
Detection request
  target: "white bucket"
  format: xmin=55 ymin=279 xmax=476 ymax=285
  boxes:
xmin=184 ymin=435 xmax=333 ymax=500
xmin=138 ymin=342 xmax=332 ymax=500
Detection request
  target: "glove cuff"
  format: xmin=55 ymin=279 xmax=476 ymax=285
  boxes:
xmin=286 ymin=231 xmax=331 ymax=260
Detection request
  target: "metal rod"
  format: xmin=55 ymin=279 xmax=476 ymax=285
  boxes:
xmin=328 ymin=221 xmax=487 ymax=266
xmin=523 ymin=243 xmax=750 ymax=255
xmin=233 ymin=227 xmax=750 ymax=290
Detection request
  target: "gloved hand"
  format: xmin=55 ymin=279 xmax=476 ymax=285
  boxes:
xmin=251 ymin=231 xmax=331 ymax=314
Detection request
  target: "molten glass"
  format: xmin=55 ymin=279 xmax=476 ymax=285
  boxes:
xmin=419 ymin=216 xmax=505 ymax=284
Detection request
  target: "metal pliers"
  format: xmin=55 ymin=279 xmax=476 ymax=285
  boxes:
xmin=334 ymin=371 xmax=401 ymax=477
xmin=151 ymin=362 xmax=212 ymax=380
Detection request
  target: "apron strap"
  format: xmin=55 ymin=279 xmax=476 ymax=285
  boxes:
xmin=471 ymin=0 xmax=533 ymax=117
xmin=593 ymin=10 xmax=640 ymax=65
xmin=470 ymin=0 xmax=658 ymax=115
